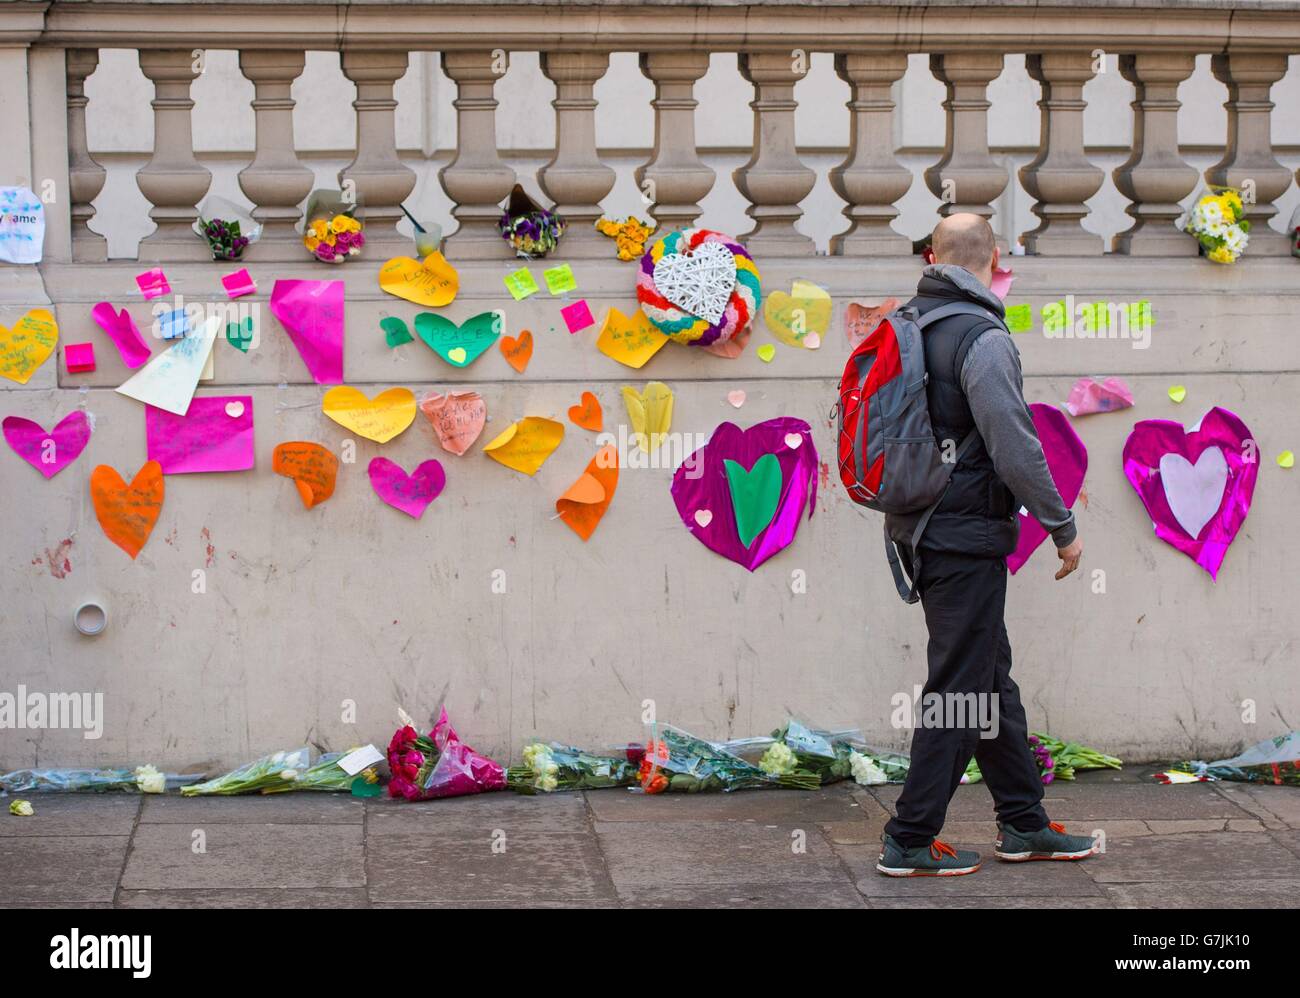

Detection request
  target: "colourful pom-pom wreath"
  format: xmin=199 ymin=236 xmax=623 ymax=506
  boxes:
xmin=636 ymin=229 xmax=761 ymax=347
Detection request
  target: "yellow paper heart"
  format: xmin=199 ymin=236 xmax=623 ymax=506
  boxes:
xmin=621 ymin=381 xmax=674 ymax=453
xmin=0 ymin=308 xmax=59 ymax=384
xmin=483 ymin=416 xmax=565 ymax=476
xmin=321 ymin=386 xmax=417 ymax=443
xmin=763 ymin=279 xmax=831 ymax=349
xmin=1168 ymin=385 xmax=1186 ymax=403
xmin=378 ymin=251 xmax=459 ymax=308
xmin=596 ymin=307 xmax=669 ymax=369
xmin=448 ymin=347 xmax=467 ymax=364
xmin=756 ymin=344 xmax=776 ymax=363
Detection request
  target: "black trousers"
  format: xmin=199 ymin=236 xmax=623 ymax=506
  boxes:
xmin=883 ymin=548 xmax=1049 ymax=847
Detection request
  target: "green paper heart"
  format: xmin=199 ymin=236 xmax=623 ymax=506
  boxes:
xmin=225 ymin=316 xmax=254 ymax=352
xmin=724 ymin=453 xmax=783 ymax=548
xmin=381 ymin=316 xmax=413 ymax=348
xmin=414 ymin=311 xmax=502 ymax=368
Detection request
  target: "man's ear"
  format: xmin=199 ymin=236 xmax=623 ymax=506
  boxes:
xmin=991 ymin=246 xmax=1000 ymax=273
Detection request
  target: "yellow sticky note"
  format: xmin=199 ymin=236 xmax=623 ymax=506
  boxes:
xmin=622 ymin=381 xmax=674 ymax=453
xmin=1278 ymin=450 xmax=1295 ymax=469
xmin=504 ymin=267 xmax=539 ymax=301
xmin=762 ymin=279 xmax=831 ymax=349
xmin=0 ymin=308 xmax=58 ymax=384
xmin=321 ymin=386 xmax=417 ymax=443
xmin=483 ymin=416 xmax=565 ymax=476
xmin=378 ymin=252 xmax=459 ymax=308
xmin=543 ymin=263 xmax=577 ymax=296
xmin=596 ymin=307 xmax=669 ymax=370
xmin=1168 ymin=385 xmax=1187 ymax=404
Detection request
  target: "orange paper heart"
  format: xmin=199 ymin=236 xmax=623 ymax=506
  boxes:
xmin=556 ymin=444 xmax=619 ymax=541
xmin=273 ymin=441 xmax=339 ymax=509
xmin=500 ymin=329 xmax=534 ymax=374
xmin=90 ymin=460 xmax=164 ymax=559
xmin=567 ymin=390 xmax=603 ymax=431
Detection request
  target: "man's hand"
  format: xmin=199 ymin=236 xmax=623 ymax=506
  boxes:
xmin=1055 ymin=537 xmax=1083 ymax=580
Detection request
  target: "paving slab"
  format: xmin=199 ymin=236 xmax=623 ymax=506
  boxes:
xmin=116 ymin=888 xmax=369 ymax=909
xmin=0 ymin=794 xmax=140 ymax=836
xmin=1083 ymin=831 xmax=1297 ymax=884
xmin=0 ymin=835 xmax=129 ymax=904
xmin=1104 ymin=879 xmax=1300 ymax=909
xmin=871 ymin=896 xmax=1116 ymax=909
xmin=141 ymin=793 xmax=365 ymax=824
xmin=618 ymin=882 xmax=867 ymax=908
xmin=121 ymin=823 xmax=364 ymax=890
xmin=367 ymin=789 xmax=590 ymax=834
xmin=1210 ymin=784 xmax=1300 ymax=828
xmin=584 ymin=785 xmax=864 ymax=823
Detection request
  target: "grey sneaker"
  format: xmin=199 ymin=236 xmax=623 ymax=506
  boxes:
xmin=876 ymin=833 xmax=982 ymax=877
xmin=995 ymin=821 xmax=1097 ymax=862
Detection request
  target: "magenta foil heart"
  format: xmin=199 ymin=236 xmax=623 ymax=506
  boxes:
xmin=368 ymin=456 xmax=446 ymax=519
xmin=3 ymin=411 xmax=93 ymax=479
xmin=1122 ymin=406 xmax=1257 ymax=580
xmin=670 ymin=417 xmax=818 ymax=571
xmin=1008 ymin=403 xmax=1088 ymax=575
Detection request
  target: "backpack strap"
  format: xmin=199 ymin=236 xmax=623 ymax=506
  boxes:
xmin=884 ymin=429 xmax=980 ymax=604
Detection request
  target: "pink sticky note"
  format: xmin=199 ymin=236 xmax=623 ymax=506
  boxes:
xmin=1064 ymin=376 xmax=1135 ymax=417
xmin=561 ymin=299 xmax=595 ymax=334
xmin=135 ymin=268 xmax=171 ymax=299
xmin=990 ymin=266 xmax=1015 ymax=301
xmin=65 ymin=342 xmax=96 ymax=373
xmin=368 ymin=456 xmax=446 ymax=519
xmin=269 ymin=280 xmax=345 ymax=384
xmin=145 ymin=395 xmax=255 ymax=474
xmin=3 ymin=412 xmax=92 ymax=479
xmin=221 ymin=268 xmax=256 ymax=299
xmin=92 ymin=302 xmax=152 ymax=369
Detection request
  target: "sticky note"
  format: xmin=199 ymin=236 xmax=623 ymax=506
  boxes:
xmin=483 ymin=417 xmax=565 ymax=475
xmin=378 ymin=252 xmax=459 ymax=307
xmin=381 ymin=316 xmax=413 ymax=348
xmin=544 ymin=263 xmax=577 ymax=296
xmin=504 ymin=267 xmax=540 ymax=301
xmin=561 ymin=299 xmax=595 ymax=334
xmin=65 ymin=342 xmax=96 ymax=373
xmin=159 ymin=307 xmax=189 ymax=340
xmin=0 ymin=308 xmax=58 ymax=384
xmin=1004 ymin=304 xmax=1034 ymax=333
xmin=135 ymin=268 xmax=170 ymax=299
xmin=221 ymin=268 xmax=256 ymax=299
xmin=596 ymin=307 xmax=669 ymax=369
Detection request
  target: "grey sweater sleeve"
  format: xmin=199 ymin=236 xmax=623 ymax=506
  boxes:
xmin=960 ymin=330 xmax=1077 ymax=548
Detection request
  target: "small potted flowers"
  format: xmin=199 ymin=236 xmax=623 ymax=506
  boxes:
xmin=595 ymin=215 xmax=656 ymax=261
xmin=498 ymin=184 xmax=565 ymax=258
xmin=301 ymin=189 xmax=365 ymax=264
xmin=194 ymin=195 xmax=260 ymax=261
xmin=1184 ymin=186 xmax=1250 ymax=263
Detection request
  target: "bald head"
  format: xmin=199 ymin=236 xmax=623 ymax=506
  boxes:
xmin=931 ymin=213 xmax=997 ymax=286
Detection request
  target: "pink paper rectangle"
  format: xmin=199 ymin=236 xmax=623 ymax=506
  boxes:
xmin=136 ymin=268 xmax=171 ymax=299
xmin=145 ymin=395 xmax=255 ymax=474
xmin=221 ymin=268 xmax=256 ymax=299
xmin=269 ymin=280 xmax=345 ymax=384
xmin=561 ymin=299 xmax=595 ymax=334
xmin=65 ymin=342 xmax=96 ymax=373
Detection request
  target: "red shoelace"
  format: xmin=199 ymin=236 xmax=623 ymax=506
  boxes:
xmin=929 ymin=839 xmax=958 ymax=861
xmin=1049 ymin=821 xmax=1066 ymax=834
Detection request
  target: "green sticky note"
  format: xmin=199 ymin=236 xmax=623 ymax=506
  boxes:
xmin=350 ymin=776 xmax=384 ymax=798
xmin=503 ymin=267 xmax=539 ymax=301
xmin=1128 ymin=299 xmax=1153 ymax=327
xmin=380 ymin=316 xmax=413 ymax=348
xmin=1082 ymin=302 xmax=1110 ymax=334
xmin=1004 ymin=304 xmax=1033 ymax=333
xmin=225 ymin=317 xmax=254 ymax=352
xmin=543 ymin=263 xmax=577 ymax=296
xmin=724 ymin=453 xmax=783 ymax=549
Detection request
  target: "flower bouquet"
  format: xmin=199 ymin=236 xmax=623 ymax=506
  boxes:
xmin=727 ymin=720 xmax=856 ymax=785
xmin=194 ymin=196 xmax=260 ymax=261
xmin=180 ymin=747 xmax=311 ymax=796
xmin=1154 ymin=730 xmax=1300 ymax=786
xmin=386 ymin=706 xmax=507 ymax=801
xmin=260 ymin=748 xmax=382 ymax=795
xmin=498 ymin=184 xmax=565 ymax=258
xmin=965 ymin=732 xmax=1121 ymax=786
xmin=1 ymin=765 xmax=190 ymax=794
xmin=636 ymin=724 xmax=821 ymax=794
xmin=595 ymin=215 xmax=655 ymax=261
xmin=1184 ymin=186 xmax=1250 ymax=263
xmin=507 ymin=742 xmax=639 ymax=794
xmin=302 ymin=189 xmax=365 ymax=264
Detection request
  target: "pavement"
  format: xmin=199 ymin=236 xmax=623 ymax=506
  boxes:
xmin=3 ymin=768 xmax=1298 ymax=908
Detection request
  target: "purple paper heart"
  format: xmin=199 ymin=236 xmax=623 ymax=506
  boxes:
xmin=1122 ymin=406 xmax=1257 ymax=580
xmin=368 ymin=456 xmax=446 ymax=519
xmin=1008 ymin=403 xmax=1088 ymax=574
xmin=3 ymin=411 xmax=93 ymax=479
xmin=671 ymin=417 xmax=818 ymax=571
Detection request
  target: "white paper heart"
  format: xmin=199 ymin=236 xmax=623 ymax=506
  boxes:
xmin=1159 ymin=447 xmax=1228 ymax=539
xmin=694 ymin=509 xmax=713 ymax=528
xmin=784 ymin=433 xmax=802 ymax=449
xmin=225 ymin=400 xmax=245 ymax=418
xmin=652 ymin=242 xmax=736 ymax=325
xmin=727 ymin=390 xmax=746 ymax=408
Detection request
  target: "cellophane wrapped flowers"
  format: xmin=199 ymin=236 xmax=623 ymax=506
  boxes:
xmin=595 ymin=216 xmax=655 ymax=261
xmin=200 ymin=217 xmax=250 ymax=261
xmin=637 ymin=725 xmax=820 ymax=794
xmin=507 ymin=742 xmax=639 ymax=794
xmin=499 ymin=209 xmax=565 ymax=258
xmin=261 ymin=750 xmax=381 ymax=794
xmin=1 ymin=765 xmax=184 ymax=794
xmin=386 ymin=707 xmax=506 ymax=801
xmin=180 ymin=748 xmax=311 ymax=796
xmin=304 ymin=213 xmax=365 ymax=263
xmin=1184 ymin=187 xmax=1250 ymax=263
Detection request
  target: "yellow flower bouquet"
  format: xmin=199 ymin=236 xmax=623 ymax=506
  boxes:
xmin=1184 ymin=186 xmax=1250 ymax=264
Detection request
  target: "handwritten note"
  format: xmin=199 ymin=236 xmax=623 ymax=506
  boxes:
xmin=483 ymin=416 xmax=565 ymax=475
xmin=561 ymin=299 xmax=595 ymax=334
xmin=269 ymin=279 xmax=345 ymax=384
xmin=321 ymin=386 xmax=417 ymax=443
xmin=504 ymin=267 xmax=540 ymax=301
xmin=419 ymin=391 xmax=487 ymax=457
xmin=145 ymin=395 xmax=255 ymax=474
xmin=273 ymin=441 xmax=339 ymax=509
xmin=378 ymin=252 xmax=459 ymax=308
xmin=543 ymin=263 xmax=577 ymax=296
xmin=596 ymin=307 xmax=668 ymax=369
xmin=0 ymin=308 xmax=58 ymax=384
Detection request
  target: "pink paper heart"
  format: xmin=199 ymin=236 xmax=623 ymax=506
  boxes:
xmin=368 ymin=456 xmax=446 ymax=519
xmin=1123 ymin=406 xmax=1256 ymax=580
xmin=1008 ymin=403 xmax=1088 ymax=575
xmin=3 ymin=411 xmax=93 ymax=479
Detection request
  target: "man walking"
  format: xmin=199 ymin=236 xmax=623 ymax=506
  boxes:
xmin=876 ymin=213 xmax=1096 ymax=877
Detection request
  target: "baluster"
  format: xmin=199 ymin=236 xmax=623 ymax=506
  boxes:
xmin=136 ymin=49 xmax=212 ymax=261
xmin=1019 ymin=53 xmax=1104 ymax=255
xmin=829 ymin=53 xmax=911 ymax=256
xmin=439 ymin=50 xmax=517 ymax=259
xmin=67 ymin=49 xmax=106 ymax=262
xmin=636 ymin=52 xmax=715 ymax=233
xmin=538 ymin=51 xmax=617 ymax=257
xmin=339 ymin=51 xmax=417 ymax=253
xmin=924 ymin=54 xmax=1009 ymax=237
xmin=1112 ymin=53 xmax=1198 ymax=256
xmin=1206 ymin=53 xmax=1293 ymax=255
xmin=238 ymin=50 xmax=314 ymax=260
xmin=733 ymin=52 xmax=816 ymax=256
